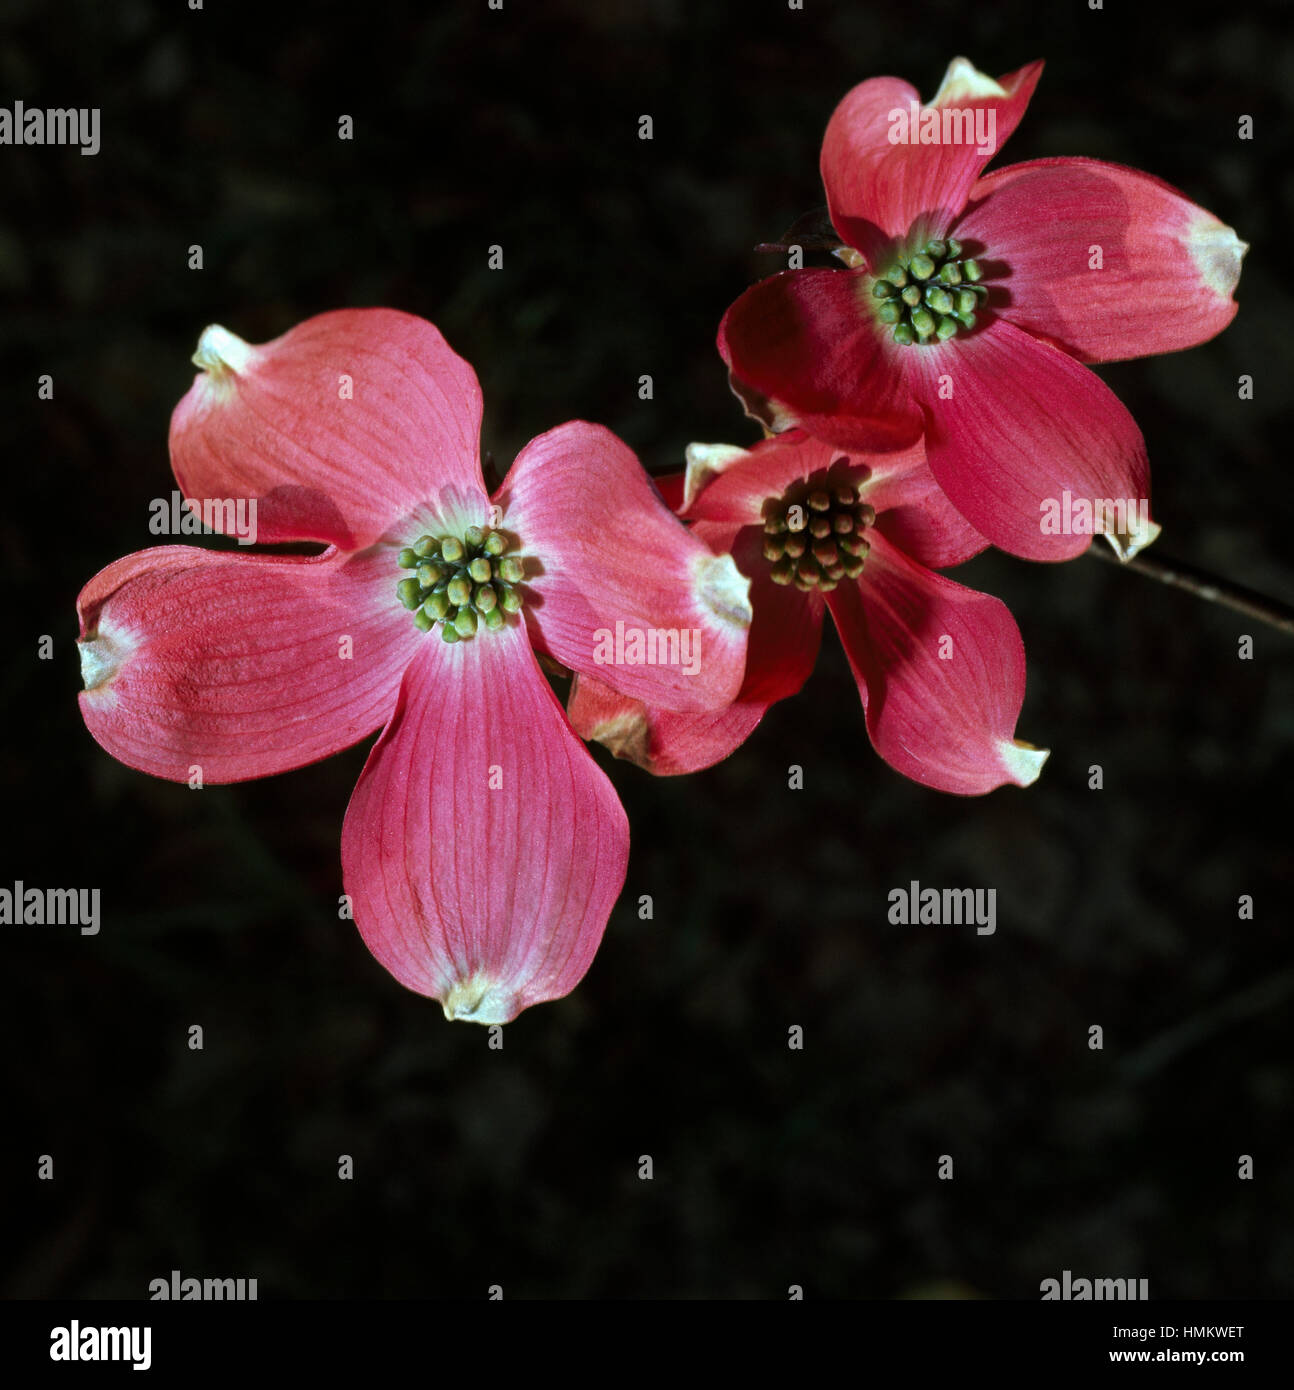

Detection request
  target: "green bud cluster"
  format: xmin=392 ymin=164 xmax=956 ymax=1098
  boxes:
xmin=396 ymin=525 xmax=525 ymax=641
xmin=870 ymin=236 xmax=988 ymax=346
xmin=761 ymin=466 xmax=875 ymax=593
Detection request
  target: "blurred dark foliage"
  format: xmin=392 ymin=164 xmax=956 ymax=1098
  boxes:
xmin=1 ymin=0 xmax=1292 ymax=1299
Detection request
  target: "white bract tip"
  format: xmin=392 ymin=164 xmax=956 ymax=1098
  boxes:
xmin=441 ymin=972 xmax=517 ymax=1025
xmin=77 ymin=623 xmax=136 ymax=697
xmin=933 ymin=57 xmax=1007 ymax=106
xmin=581 ymin=690 xmax=653 ymax=770
xmin=191 ymin=323 xmax=256 ymax=379
xmin=693 ymin=551 xmax=753 ymax=631
xmin=1103 ymin=514 xmax=1162 ymax=562
xmin=1000 ymin=738 xmax=1049 ymax=787
xmin=682 ymin=442 xmax=750 ymax=512
xmin=1185 ymin=215 xmax=1247 ymax=303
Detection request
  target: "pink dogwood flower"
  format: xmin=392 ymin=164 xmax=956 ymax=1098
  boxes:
xmin=569 ymin=429 xmax=1047 ymax=795
xmin=718 ymin=57 xmax=1246 ymax=562
xmin=76 ymin=309 xmax=752 ymax=1023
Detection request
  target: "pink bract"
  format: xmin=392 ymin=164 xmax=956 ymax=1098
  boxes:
xmin=77 ymin=309 xmax=752 ymax=1023
xmin=570 ymin=430 xmax=1048 ymax=796
xmin=718 ymin=57 xmax=1245 ymax=562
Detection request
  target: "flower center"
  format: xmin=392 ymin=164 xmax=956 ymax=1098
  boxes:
xmin=870 ymin=236 xmax=989 ymax=346
xmin=761 ymin=464 xmax=874 ymax=593
xmin=396 ymin=526 xmax=526 ymax=642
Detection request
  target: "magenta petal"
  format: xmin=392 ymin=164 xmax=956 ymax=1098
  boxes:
xmin=717 ymin=270 xmax=924 ymax=452
xmin=956 ymin=157 xmax=1246 ymax=362
xmin=872 ymin=493 xmax=986 ymax=572
xmin=684 ymin=433 xmax=848 ymax=527
xmin=828 ymin=535 xmax=1048 ymax=795
xmin=652 ymin=469 xmax=687 ymax=513
xmin=567 ymin=672 xmax=767 ymax=778
xmin=569 ymin=521 xmax=822 ymax=775
xmin=341 ymin=622 xmax=629 ymax=1024
xmin=821 ymin=59 xmax=1044 ymax=263
xmin=498 ymin=422 xmax=752 ymax=712
xmin=699 ymin=521 xmax=824 ymax=707
xmin=866 ymin=451 xmax=989 ymax=570
xmin=685 ymin=431 xmax=986 ymax=572
xmin=76 ymin=544 xmax=421 ymax=783
xmin=170 ymin=309 xmax=486 ymax=550
xmin=566 ymin=519 xmax=821 ymax=776
xmin=906 ymin=315 xmax=1154 ymax=561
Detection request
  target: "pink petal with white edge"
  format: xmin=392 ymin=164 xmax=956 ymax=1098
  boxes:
xmin=498 ymin=422 xmax=752 ymax=712
xmin=694 ymin=521 xmax=823 ymax=707
xmin=905 ymin=314 xmax=1154 ymax=562
xmin=683 ymin=433 xmax=848 ymax=527
xmin=821 ymin=58 xmax=1044 ymax=267
xmin=677 ymin=445 xmax=749 ymax=513
xmin=568 ymin=521 xmax=822 ymax=776
xmin=170 ymin=309 xmax=486 ymax=550
xmin=827 ymin=535 xmax=1047 ymax=795
xmin=341 ymin=620 xmax=628 ymax=1024
xmin=567 ymin=672 xmax=766 ymax=778
xmin=76 ymin=543 xmax=422 ymax=783
xmin=717 ymin=270 xmax=924 ymax=453
xmin=955 ymin=157 xmax=1246 ymax=362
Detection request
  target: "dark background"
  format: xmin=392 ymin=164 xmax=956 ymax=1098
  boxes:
xmin=2 ymin=0 xmax=1291 ymax=1300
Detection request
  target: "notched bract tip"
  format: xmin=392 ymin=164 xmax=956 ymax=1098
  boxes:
xmin=682 ymin=442 xmax=749 ymax=512
xmin=441 ymin=971 xmax=517 ymax=1025
xmin=1103 ymin=513 xmax=1161 ymax=563
xmin=77 ymin=622 xmax=136 ymax=698
xmin=1000 ymin=738 xmax=1049 ymax=787
xmin=693 ymin=552 xmax=753 ymax=630
xmin=932 ymin=56 xmax=1008 ymax=106
xmin=191 ymin=323 xmax=256 ymax=380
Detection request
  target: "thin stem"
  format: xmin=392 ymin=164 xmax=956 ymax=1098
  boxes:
xmin=1087 ymin=543 xmax=1294 ymax=636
